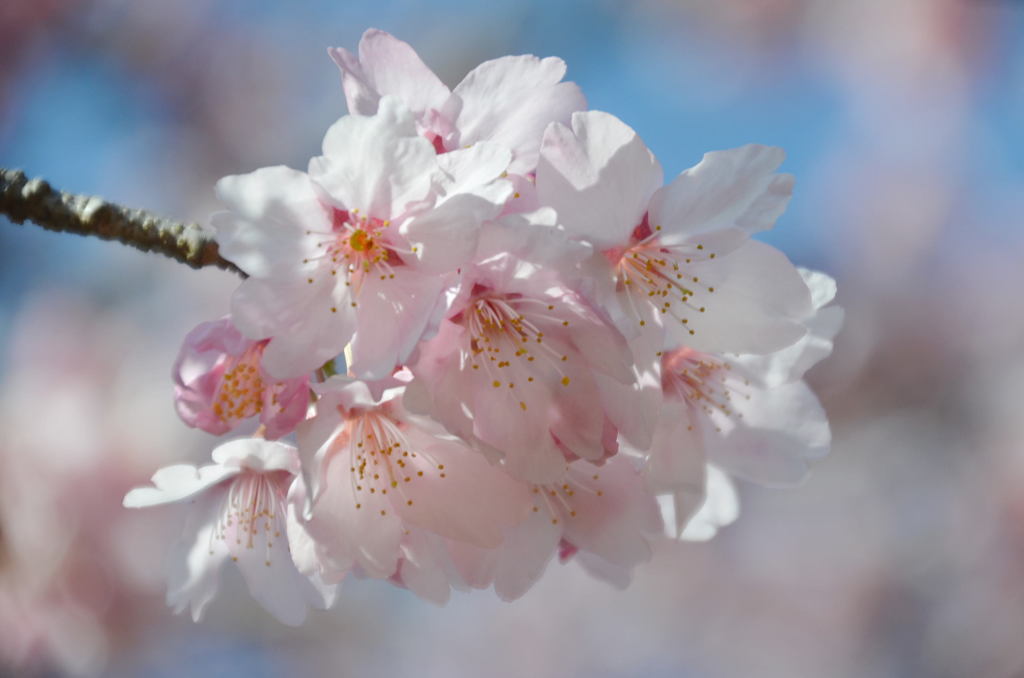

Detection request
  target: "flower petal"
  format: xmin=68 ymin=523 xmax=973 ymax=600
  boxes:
xmin=537 ymin=111 xmax=662 ymax=249
xmin=670 ymin=466 xmax=739 ymax=542
xmin=702 ymin=380 xmax=830 ymax=487
xmin=397 ymin=529 xmax=461 ymax=605
xmin=210 ymin=438 xmax=301 ymax=475
xmin=232 ymin=273 xmax=355 ymax=379
xmin=227 ymin=492 xmax=327 ymax=626
xmin=313 ymin=96 xmax=437 ymax=219
xmin=348 ymin=270 xmax=446 ymax=380
xmin=213 ymin=167 xmax=330 ymax=279
xmin=670 ymin=240 xmax=812 ymax=354
xmin=308 ymin=451 xmax=403 ymax=579
xmin=453 ymin=55 xmax=585 ymax=174
xmin=165 ymin=493 xmax=231 ymax=622
xmin=394 ymin=428 xmax=531 ymax=548
xmin=561 ymin=459 xmax=661 ymax=569
xmin=492 ymin=508 xmax=561 ymax=601
xmin=648 ymin=144 xmax=793 ymax=242
xmin=329 ymin=29 xmax=450 ymax=118
xmin=123 ymin=464 xmax=237 ymax=508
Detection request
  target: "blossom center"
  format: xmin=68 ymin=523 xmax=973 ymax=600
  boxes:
xmin=348 ymin=228 xmax=373 ymax=252
xmin=529 ymin=472 xmax=605 ymax=525
xmin=339 ymin=411 xmax=447 ymax=514
xmin=609 ymin=221 xmax=718 ymax=334
xmin=461 ymin=295 xmax=574 ymax=408
xmin=662 ymin=348 xmax=750 ymax=423
xmin=304 ymin=208 xmax=409 ymax=306
xmin=212 ymin=471 xmax=287 ymax=565
xmin=214 ymin=344 xmax=266 ymax=424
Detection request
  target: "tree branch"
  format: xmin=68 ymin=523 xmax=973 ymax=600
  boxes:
xmin=0 ymin=167 xmax=242 ymax=275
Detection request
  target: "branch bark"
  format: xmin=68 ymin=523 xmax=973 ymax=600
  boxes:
xmin=0 ymin=167 xmax=242 ymax=275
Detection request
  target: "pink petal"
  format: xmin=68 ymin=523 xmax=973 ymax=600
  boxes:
xmin=348 ymin=270 xmax=446 ymax=381
xmin=561 ymin=458 xmax=661 ymax=569
xmin=394 ymin=428 xmax=531 ymax=548
xmin=308 ymin=450 xmax=403 ymax=579
xmin=492 ymin=509 xmax=561 ymax=601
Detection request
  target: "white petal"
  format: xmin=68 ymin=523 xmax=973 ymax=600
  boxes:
xmin=677 ymin=466 xmax=739 ymax=542
xmin=643 ymin=403 xmax=706 ymax=506
xmin=348 ymin=271 xmax=446 ymax=380
xmin=228 ymin=496 xmax=326 ymax=626
xmin=800 ymin=268 xmax=838 ymax=309
xmin=735 ymin=305 xmax=844 ymax=386
xmin=474 ymin=213 xmax=594 ymax=276
xmin=703 ymin=380 xmax=830 ymax=486
xmin=313 ymin=96 xmax=437 ymax=219
xmin=575 ymin=552 xmax=633 ymax=589
xmin=402 ymin=193 xmax=508 ymax=274
xmin=232 ymin=273 xmax=355 ymax=380
xmin=670 ymin=240 xmax=812 ymax=354
xmin=435 ymin=141 xmax=513 ymax=198
xmin=165 ymin=493 xmax=231 ymax=621
xmin=648 ymin=145 xmax=793 ymax=242
xmin=453 ymin=55 xmax=585 ymax=174
xmin=537 ymin=111 xmax=662 ymax=249
xmin=213 ymin=167 xmax=330 ymax=279
xmin=210 ymin=438 xmax=301 ymax=474
xmin=562 ymin=459 xmax=660 ymax=569
xmin=123 ymin=464 xmax=237 ymax=509
xmin=330 ymin=29 xmax=450 ymax=118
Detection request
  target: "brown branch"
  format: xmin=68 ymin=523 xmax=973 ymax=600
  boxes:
xmin=0 ymin=167 xmax=243 ymax=275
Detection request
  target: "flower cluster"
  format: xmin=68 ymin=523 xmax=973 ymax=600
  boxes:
xmin=124 ymin=29 xmax=841 ymax=624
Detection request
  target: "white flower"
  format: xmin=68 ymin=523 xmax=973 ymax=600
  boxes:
xmin=212 ymin=96 xmax=512 ymax=381
xmin=123 ymin=439 xmax=335 ymax=625
xmin=536 ymin=110 xmax=812 ymax=356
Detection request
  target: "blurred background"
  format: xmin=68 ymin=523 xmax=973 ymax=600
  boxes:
xmin=1 ymin=0 xmax=1023 ymax=676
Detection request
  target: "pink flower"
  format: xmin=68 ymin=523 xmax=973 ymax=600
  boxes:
xmin=536 ymin=110 xmax=813 ymax=357
xmin=295 ymin=377 xmax=532 ymax=584
xmin=173 ymin=317 xmax=310 ymax=440
xmin=636 ymin=269 xmax=841 ymax=537
xmin=449 ymin=457 xmax=663 ymax=600
xmin=213 ymin=97 xmax=511 ymax=381
xmin=406 ymin=253 xmax=635 ymax=483
xmin=330 ymin=29 xmax=586 ymax=176
xmin=123 ymin=439 xmax=334 ymax=625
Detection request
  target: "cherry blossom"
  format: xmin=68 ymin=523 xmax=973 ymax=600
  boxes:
xmin=122 ymin=31 xmax=842 ymax=619
xmin=449 ymin=456 xmax=662 ymax=600
xmin=406 ymin=253 xmax=635 ymax=483
xmin=536 ymin=110 xmax=813 ymax=357
xmin=330 ymin=29 xmax=586 ymax=176
xmin=295 ymin=376 xmax=532 ymax=584
xmin=123 ymin=438 xmax=334 ymax=625
xmin=635 ymin=268 xmax=841 ymax=537
xmin=173 ymin=317 xmax=310 ymax=439
xmin=213 ymin=96 xmax=511 ymax=382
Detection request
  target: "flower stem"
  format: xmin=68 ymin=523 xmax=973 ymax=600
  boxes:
xmin=0 ymin=167 xmax=242 ymax=275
